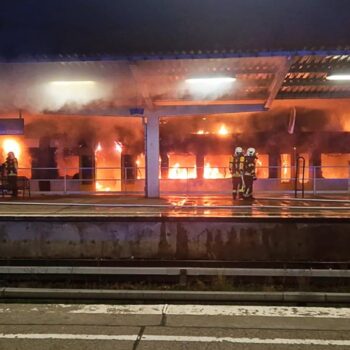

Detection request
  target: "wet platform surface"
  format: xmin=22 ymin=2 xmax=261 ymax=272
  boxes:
xmin=0 ymin=194 xmax=349 ymax=219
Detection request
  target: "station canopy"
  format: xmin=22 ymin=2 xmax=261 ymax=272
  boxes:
xmin=2 ymin=54 xmax=350 ymax=116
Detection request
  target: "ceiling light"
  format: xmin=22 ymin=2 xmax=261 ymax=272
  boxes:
xmin=326 ymin=74 xmax=350 ymax=81
xmin=49 ymin=80 xmax=96 ymax=86
xmin=185 ymin=77 xmax=236 ymax=84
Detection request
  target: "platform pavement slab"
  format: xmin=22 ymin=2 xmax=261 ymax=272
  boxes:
xmin=164 ymin=314 xmax=350 ymax=330
xmin=164 ymin=304 xmax=350 ymax=330
xmin=138 ymin=343 xmax=350 ymax=350
xmin=0 ymin=303 xmax=350 ymax=350
xmin=143 ymin=326 xmax=350 ymax=340
xmin=0 ymin=325 xmax=138 ymax=350
xmin=0 ymin=339 xmax=135 ymax=350
xmin=0 ymin=324 xmax=139 ymax=333
xmin=0 ymin=303 xmax=163 ymax=327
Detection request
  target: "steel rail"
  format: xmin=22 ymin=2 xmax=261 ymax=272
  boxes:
xmin=1 ymin=266 xmax=350 ymax=278
xmin=1 ymin=258 xmax=347 ymax=268
xmin=1 ymin=287 xmax=350 ymax=303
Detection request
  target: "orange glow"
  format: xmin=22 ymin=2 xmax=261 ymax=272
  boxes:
xmin=0 ymin=137 xmax=31 ymax=178
xmin=203 ymin=155 xmax=231 ymax=179
xmin=168 ymin=162 xmax=196 ymax=179
xmin=3 ymin=139 xmax=21 ymax=158
xmin=168 ymin=154 xmax=196 ymax=179
xmin=298 ymin=153 xmax=310 ymax=183
xmin=204 ymin=163 xmax=222 ymax=179
xmin=321 ymin=153 xmax=350 ymax=179
xmin=95 ymin=141 xmax=122 ymax=191
xmin=193 ymin=130 xmax=209 ymax=135
xmin=217 ymin=124 xmax=229 ymax=136
xmin=95 ymin=142 xmax=102 ymax=153
xmin=135 ymin=153 xmax=146 ymax=179
xmin=114 ymin=141 xmax=123 ymax=153
xmin=255 ymin=154 xmax=269 ymax=178
xmin=344 ymin=118 xmax=350 ymax=132
xmin=95 ymin=181 xmax=111 ymax=192
xmin=281 ymin=154 xmax=291 ymax=183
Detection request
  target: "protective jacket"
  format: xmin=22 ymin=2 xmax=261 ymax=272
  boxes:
xmin=4 ymin=158 xmax=18 ymax=176
xmin=229 ymin=155 xmax=245 ymax=177
xmin=244 ymin=155 xmax=257 ymax=178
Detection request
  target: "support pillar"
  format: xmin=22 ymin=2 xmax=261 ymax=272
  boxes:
xmin=160 ymin=151 xmax=169 ymax=179
xmin=268 ymin=149 xmax=279 ymax=179
xmin=145 ymin=115 xmax=160 ymax=198
xmin=311 ymin=150 xmax=323 ymax=179
xmin=196 ymin=152 xmax=205 ymax=180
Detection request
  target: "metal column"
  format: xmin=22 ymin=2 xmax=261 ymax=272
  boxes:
xmin=145 ymin=115 xmax=160 ymax=198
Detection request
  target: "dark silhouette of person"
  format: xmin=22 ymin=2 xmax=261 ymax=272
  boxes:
xmin=3 ymin=152 xmax=18 ymax=197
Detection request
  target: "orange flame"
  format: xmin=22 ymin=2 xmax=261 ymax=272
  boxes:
xmin=204 ymin=163 xmax=225 ymax=179
xmin=194 ymin=130 xmax=209 ymax=135
xmin=217 ymin=124 xmax=229 ymax=136
xmin=0 ymin=137 xmax=32 ymax=178
xmin=114 ymin=141 xmax=123 ymax=153
xmin=255 ymin=155 xmax=269 ymax=179
xmin=281 ymin=154 xmax=291 ymax=183
xmin=168 ymin=163 xmax=197 ymax=179
xmin=96 ymin=181 xmax=111 ymax=192
xmin=95 ymin=141 xmax=122 ymax=192
xmin=95 ymin=142 xmax=102 ymax=153
xmin=3 ymin=138 xmax=21 ymax=158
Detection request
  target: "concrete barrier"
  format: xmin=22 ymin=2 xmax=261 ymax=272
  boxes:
xmin=0 ymin=218 xmax=349 ymax=261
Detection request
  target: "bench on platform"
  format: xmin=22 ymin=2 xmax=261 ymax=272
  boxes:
xmin=0 ymin=176 xmax=31 ymax=198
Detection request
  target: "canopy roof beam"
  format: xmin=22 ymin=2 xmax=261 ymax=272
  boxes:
xmin=264 ymin=56 xmax=292 ymax=109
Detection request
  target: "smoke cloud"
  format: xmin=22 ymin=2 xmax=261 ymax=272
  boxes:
xmin=0 ymin=60 xmax=350 ymax=161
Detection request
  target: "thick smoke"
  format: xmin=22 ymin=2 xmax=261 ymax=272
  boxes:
xmin=0 ymin=61 xmax=137 ymax=113
xmin=23 ymin=114 xmax=144 ymax=154
xmin=160 ymin=102 xmax=350 ymax=155
xmin=1 ymin=60 xmax=350 ymax=160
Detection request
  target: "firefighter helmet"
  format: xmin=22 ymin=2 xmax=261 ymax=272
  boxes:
xmin=247 ymin=147 xmax=256 ymax=156
xmin=234 ymin=146 xmax=243 ymax=155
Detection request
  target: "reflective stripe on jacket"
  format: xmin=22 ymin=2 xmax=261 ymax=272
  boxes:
xmin=4 ymin=158 xmax=18 ymax=176
xmin=244 ymin=155 xmax=257 ymax=177
xmin=229 ymin=155 xmax=245 ymax=177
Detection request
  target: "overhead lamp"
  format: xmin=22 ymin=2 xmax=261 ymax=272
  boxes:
xmin=49 ymin=80 xmax=96 ymax=86
xmin=326 ymin=74 xmax=350 ymax=81
xmin=185 ymin=77 xmax=236 ymax=84
xmin=45 ymin=80 xmax=103 ymax=109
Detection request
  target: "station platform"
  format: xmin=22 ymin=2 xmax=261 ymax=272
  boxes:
xmin=0 ymin=193 xmax=349 ymax=219
xmin=0 ymin=194 xmax=349 ymax=262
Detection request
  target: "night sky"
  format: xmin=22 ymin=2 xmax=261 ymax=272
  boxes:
xmin=1 ymin=0 xmax=350 ymax=60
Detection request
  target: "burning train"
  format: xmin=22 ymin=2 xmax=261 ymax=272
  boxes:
xmin=0 ymin=56 xmax=349 ymax=195
xmin=0 ymin=98 xmax=349 ymax=194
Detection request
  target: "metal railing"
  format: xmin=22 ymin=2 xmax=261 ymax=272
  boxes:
xmin=9 ymin=165 xmax=350 ymax=195
xmin=294 ymin=156 xmax=306 ymax=198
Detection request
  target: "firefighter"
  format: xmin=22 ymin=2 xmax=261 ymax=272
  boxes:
xmin=3 ymin=152 xmax=18 ymax=198
xmin=243 ymin=147 xmax=257 ymax=200
xmin=229 ymin=146 xmax=245 ymax=200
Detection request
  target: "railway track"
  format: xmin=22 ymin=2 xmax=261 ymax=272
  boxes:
xmin=1 ymin=258 xmax=349 ymax=269
xmin=1 ymin=259 xmax=349 ymax=305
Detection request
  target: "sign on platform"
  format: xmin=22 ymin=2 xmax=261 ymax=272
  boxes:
xmin=0 ymin=119 xmax=24 ymax=135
